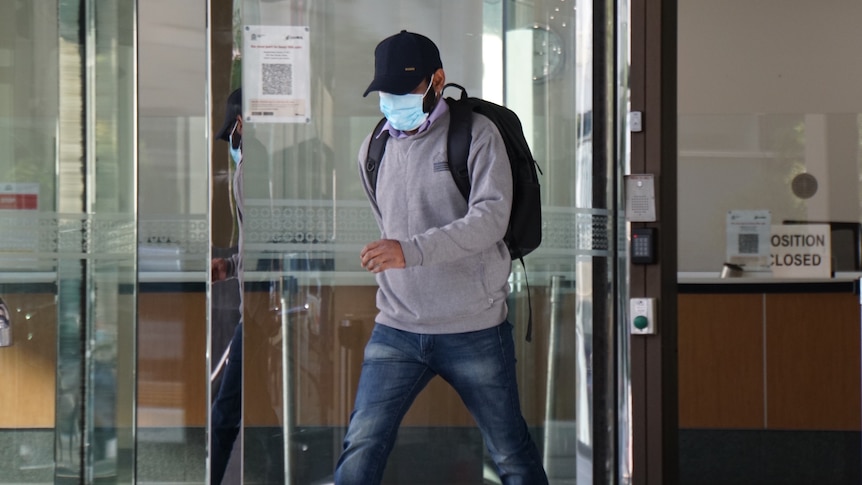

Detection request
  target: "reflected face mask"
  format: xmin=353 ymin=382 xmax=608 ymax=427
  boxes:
xmin=228 ymin=122 xmax=242 ymax=164
xmin=378 ymin=81 xmax=434 ymax=131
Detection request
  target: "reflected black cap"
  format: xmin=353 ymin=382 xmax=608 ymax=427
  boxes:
xmin=363 ymin=30 xmax=442 ymax=97
xmin=216 ymin=88 xmax=242 ymax=142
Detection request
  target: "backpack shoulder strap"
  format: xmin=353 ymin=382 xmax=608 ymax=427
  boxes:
xmin=363 ymin=117 xmax=390 ymax=199
xmin=443 ymin=84 xmax=473 ymax=201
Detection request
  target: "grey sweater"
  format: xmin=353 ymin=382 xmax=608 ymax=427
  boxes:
xmin=357 ymin=102 xmax=513 ymax=334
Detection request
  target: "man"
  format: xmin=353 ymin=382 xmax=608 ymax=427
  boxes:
xmin=211 ymin=87 xmax=245 ymax=485
xmin=334 ymin=31 xmax=548 ymax=485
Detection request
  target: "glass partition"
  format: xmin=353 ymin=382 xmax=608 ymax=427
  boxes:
xmin=0 ymin=0 xmax=628 ymax=483
xmin=0 ymin=0 xmax=137 ymax=482
xmin=211 ymin=0 xmax=614 ymax=483
xmin=678 ymin=3 xmax=862 ymax=274
xmin=677 ymin=1 xmax=862 ymax=483
xmin=136 ymin=0 xmax=210 ymax=483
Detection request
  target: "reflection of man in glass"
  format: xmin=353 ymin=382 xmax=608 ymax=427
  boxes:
xmin=211 ymin=88 xmax=244 ymax=485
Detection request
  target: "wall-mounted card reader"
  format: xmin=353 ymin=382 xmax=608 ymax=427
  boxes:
xmin=631 ymin=227 xmax=657 ymax=264
xmin=630 ymin=297 xmax=657 ymax=335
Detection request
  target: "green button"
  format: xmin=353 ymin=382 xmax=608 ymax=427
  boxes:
xmin=634 ymin=315 xmax=648 ymax=330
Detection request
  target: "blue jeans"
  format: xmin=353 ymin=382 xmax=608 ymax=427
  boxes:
xmin=334 ymin=321 xmax=548 ymax=485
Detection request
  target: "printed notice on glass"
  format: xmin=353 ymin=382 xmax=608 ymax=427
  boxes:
xmin=726 ymin=210 xmax=772 ymax=271
xmin=242 ymin=25 xmax=310 ymax=123
xmin=0 ymin=183 xmax=38 ymax=210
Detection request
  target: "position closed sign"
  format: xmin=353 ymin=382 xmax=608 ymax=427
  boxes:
xmin=770 ymin=224 xmax=831 ymax=278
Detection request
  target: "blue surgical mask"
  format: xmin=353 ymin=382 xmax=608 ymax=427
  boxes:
xmin=228 ymin=123 xmax=242 ymax=164
xmin=379 ymin=81 xmax=434 ymax=131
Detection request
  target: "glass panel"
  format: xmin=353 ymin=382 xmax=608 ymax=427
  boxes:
xmin=87 ymin=1 xmax=137 ymax=482
xmin=502 ymin=1 xmax=611 ymax=483
xmin=136 ymin=0 xmax=210 ymax=483
xmin=209 ymin=3 xmax=244 ymax=484
xmin=0 ymin=10 xmax=61 ymax=481
xmin=208 ymin=0 xmax=606 ymax=483
xmin=0 ymin=1 xmax=136 ymax=483
xmin=678 ymin=2 xmax=862 ymax=483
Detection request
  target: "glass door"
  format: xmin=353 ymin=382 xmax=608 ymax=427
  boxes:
xmin=206 ymin=1 xmax=623 ymax=483
xmin=0 ymin=1 xmax=137 ymax=483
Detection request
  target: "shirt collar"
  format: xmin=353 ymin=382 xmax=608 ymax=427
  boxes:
xmin=378 ymin=97 xmax=449 ymax=140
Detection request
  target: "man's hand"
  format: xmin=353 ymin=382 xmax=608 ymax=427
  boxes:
xmin=360 ymin=239 xmax=406 ymax=273
xmin=211 ymin=258 xmax=228 ymax=282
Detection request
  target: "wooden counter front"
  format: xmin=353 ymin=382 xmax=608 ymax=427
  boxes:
xmin=765 ymin=293 xmax=861 ymax=430
xmin=678 ymin=293 xmax=764 ymax=428
xmin=0 ymin=293 xmax=57 ymax=428
xmin=679 ymin=282 xmax=861 ymax=431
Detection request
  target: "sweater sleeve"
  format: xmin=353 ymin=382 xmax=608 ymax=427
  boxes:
xmin=399 ymin=119 xmax=513 ymax=267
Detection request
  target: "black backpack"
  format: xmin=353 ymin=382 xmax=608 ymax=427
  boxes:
xmin=363 ymin=83 xmax=543 ymax=340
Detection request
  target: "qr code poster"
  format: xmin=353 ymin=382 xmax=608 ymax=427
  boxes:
xmin=726 ymin=209 xmax=772 ymax=272
xmin=243 ymin=25 xmax=311 ymax=123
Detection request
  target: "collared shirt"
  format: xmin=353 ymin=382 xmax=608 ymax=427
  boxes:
xmin=378 ymin=96 xmax=449 ymax=139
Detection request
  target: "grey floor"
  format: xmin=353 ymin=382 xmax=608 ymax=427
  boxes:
xmin=6 ymin=427 xmax=858 ymax=484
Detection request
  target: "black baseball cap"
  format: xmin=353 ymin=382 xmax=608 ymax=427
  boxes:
xmin=216 ymin=88 xmax=242 ymax=142
xmin=362 ymin=31 xmax=442 ymax=97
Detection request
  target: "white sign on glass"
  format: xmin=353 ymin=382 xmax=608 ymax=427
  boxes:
xmin=242 ymin=25 xmax=311 ymax=124
xmin=726 ymin=210 xmax=772 ymax=271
